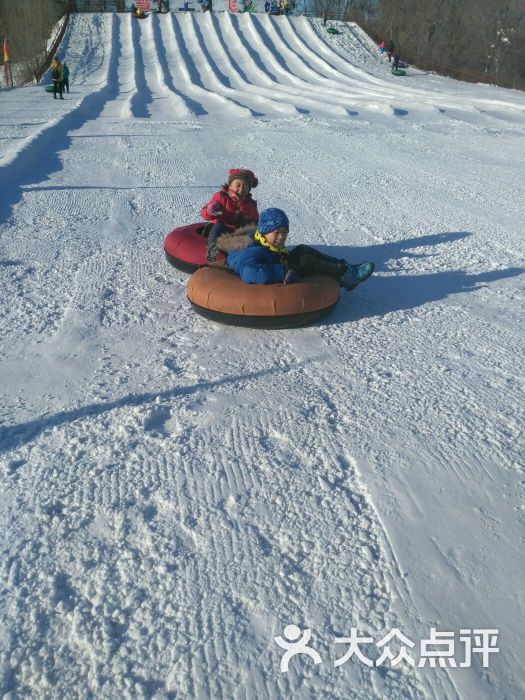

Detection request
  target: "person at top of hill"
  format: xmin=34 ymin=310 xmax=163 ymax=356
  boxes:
xmin=215 ymin=207 xmax=375 ymax=289
xmin=62 ymin=61 xmax=70 ymax=94
xmin=50 ymin=58 xmax=64 ymax=100
xmin=201 ymin=168 xmax=259 ymax=262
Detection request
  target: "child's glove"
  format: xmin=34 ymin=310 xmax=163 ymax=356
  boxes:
xmin=284 ymin=269 xmax=298 ymax=284
xmin=207 ymin=202 xmax=223 ymax=217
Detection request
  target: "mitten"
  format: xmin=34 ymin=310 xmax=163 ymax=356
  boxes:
xmin=207 ymin=202 xmax=223 ymax=217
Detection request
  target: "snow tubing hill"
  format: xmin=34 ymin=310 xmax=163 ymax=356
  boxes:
xmin=164 ymin=222 xmax=225 ymax=273
xmin=187 ymin=267 xmax=340 ymax=329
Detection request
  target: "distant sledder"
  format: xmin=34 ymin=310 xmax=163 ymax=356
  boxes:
xmin=264 ymin=0 xmax=290 ymax=15
xmin=130 ymin=4 xmax=148 ymax=17
xmin=391 ymin=54 xmax=406 ymax=76
xmin=383 ymin=40 xmax=408 ymax=75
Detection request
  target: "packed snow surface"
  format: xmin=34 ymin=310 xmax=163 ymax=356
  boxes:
xmin=0 ymin=11 xmax=524 ymax=700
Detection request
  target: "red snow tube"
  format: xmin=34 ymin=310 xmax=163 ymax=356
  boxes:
xmin=164 ymin=222 xmax=225 ymax=273
xmin=187 ymin=267 xmax=340 ymax=329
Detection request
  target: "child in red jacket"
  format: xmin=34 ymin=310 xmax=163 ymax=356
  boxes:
xmin=201 ymin=168 xmax=259 ymax=261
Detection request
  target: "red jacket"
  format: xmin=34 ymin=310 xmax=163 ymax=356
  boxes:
xmin=201 ymin=187 xmax=259 ymax=229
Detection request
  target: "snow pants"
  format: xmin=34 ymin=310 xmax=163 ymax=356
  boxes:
xmin=288 ymin=244 xmax=347 ymax=280
xmin=53 ymin=80 xmax=63 ymax=99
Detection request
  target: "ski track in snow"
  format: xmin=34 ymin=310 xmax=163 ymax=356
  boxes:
xmin=0 ymin=11 xmax=524 ymax=700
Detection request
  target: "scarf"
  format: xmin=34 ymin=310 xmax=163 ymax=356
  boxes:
xmin=254 ymin=230 xmax=289 ymax=267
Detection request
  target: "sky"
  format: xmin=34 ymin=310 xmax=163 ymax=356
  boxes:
xmin=0 ymin=10 xmax=524 ymax=699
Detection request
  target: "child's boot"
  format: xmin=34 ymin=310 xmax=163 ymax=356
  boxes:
xmin=340 ymin=261 xmax=375 ymax=290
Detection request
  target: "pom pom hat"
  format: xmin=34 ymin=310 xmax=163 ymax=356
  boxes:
xmin=257 ymin=208 xmax=289 ymax=235
xmin=227 ymin=168 xmax=258 ymax=189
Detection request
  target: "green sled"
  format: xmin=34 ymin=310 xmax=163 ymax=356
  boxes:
xmin=44 ymin=84 xmax=55 ymax=92
xmin=391 ymin=68 xmax=406 ymax=76
xmin=326 ymin=27 xmax=340 ymax=34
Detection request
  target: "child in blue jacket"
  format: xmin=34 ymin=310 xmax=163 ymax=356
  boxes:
xmin=217 ymin=208 xmax=374 ymax=290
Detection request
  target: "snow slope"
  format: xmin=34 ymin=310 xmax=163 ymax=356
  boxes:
xmin=0 ymin=11 xmax=524 ymax=699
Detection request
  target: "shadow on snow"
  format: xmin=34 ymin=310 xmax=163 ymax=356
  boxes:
xmin=0 ymin=362 xmax=311 ymax=453
xmin=313 ymin=230 xmax=524 ymax=322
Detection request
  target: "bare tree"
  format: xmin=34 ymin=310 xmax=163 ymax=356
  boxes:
xmin=312 ymin=0 xmax=338 ymax=24
xmin=313 ymin=0 xmax=357 ymax=24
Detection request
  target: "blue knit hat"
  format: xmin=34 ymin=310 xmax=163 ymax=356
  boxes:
xmin=258 ymin=208 xmax=289 ymax=235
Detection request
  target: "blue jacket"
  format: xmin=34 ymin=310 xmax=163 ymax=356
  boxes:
xmin=224 ymin=234 xmax=288 ymax=284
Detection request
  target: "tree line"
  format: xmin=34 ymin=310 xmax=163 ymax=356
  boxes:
xmin=315 ymin=0 xmax=525 ymax=90
xmin=0 ymin=1 xmax=125 ymax=85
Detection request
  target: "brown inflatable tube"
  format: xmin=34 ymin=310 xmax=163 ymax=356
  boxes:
xmin=187 ymin=267 xmax=340 ymax=328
